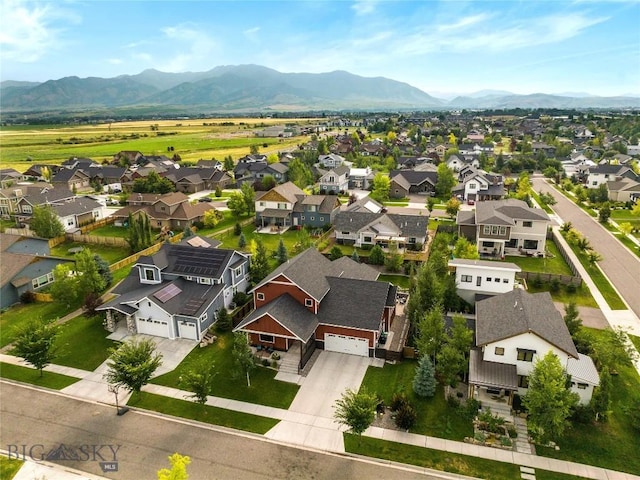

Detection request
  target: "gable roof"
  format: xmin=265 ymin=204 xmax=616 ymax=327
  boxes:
xmin=50 ymin=196 xmax=102 ymax=217
xmin=390 ymin=170 xmax=438 ymax=188
xmin=255 ymin=181 xmax=305 ymax=204
xmin=473 ymin=199 xmax=550 ymax=225
xmin=476 ymin=289 xmax=578 ymax=358
xmin=143 ymin=243 xmax=244 ymax=278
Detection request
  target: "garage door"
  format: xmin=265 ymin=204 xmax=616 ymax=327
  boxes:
xmin=137 ymin=317 xmax=170 ymax=338
xmin=324 ymin=333 xmax=369 ymax=357
xmin=178 ymin=321 xmax=198 ymax=340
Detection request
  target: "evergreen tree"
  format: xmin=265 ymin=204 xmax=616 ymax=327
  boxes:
xmin=276 ymin=238 xmax=288 ymax=264
xmin=75 ymin=248 xmax=106 ymax=299
xmin=234 ymin=222 xmax=242 ymax=236
xmin=329 ymin=245 xmax=344 ymax=260
xmin=238 ymin=232 xmax=247 ymax=249
xmin=563 ymin=302 xmax=582 ymax=338
xmin=368 ymin=244 xmax=385 ymax=265
xmin=413 ymin=355 xmax=436 ymax=397
xmin=250 ymin=239 xmax=269 ymax=283
xmin=351 ymin=250 xmax=360 ymax=263
xmin=216 ymin=307 xmax=232 ymax=332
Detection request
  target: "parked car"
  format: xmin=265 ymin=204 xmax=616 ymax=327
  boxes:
xmin=198 ymin=196 xmax=213 ymax=202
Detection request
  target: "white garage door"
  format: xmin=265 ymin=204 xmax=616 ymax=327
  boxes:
xmin=324 ymin=333 xmax=369 ymax=357
xmin=137 ymin=317 xmax=170 ymax=338
xmin=178 ymin=321 xmax=198 ymax=340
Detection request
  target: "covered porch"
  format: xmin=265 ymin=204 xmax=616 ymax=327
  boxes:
xmin=257 ymin=208 xmax=293 ymax=230
xmin=468 ymin=349 xmax=518 ymax=419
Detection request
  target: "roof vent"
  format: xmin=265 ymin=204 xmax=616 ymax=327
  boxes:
xmin=514 ymin=300 xmax=518 ymax=308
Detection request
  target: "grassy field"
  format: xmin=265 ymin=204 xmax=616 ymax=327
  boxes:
xmin=54 ymin=314 xmax=118 ymax=371
xmin=537 ymin=329 xmax=640 ymax=475
xmin=0 ymin=117 xmax=318 ymax=170
xmin=359 ymin=360 xmax=473 ymax=440
xmin=0 ymin=455 xmax=24 ymax=479
xmin=0 ymin=362 xmax=79 ymax=389
xmin=151 ymin=332 xmax=299 ymax=409
xmin=128 ymin=391 xmax=279 ymax=434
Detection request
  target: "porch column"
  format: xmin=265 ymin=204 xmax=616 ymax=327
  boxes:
xmin=126 ymin=314 xmax=137 ymax=334
xmin=104 ymin=310 xmax=116 ymax=332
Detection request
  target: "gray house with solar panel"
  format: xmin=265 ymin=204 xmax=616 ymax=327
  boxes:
xmin=97 ymin=236 xmax=250 ymax=340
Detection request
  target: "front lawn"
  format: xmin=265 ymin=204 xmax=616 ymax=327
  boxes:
xmin=128 ymin=391 xmax=279 ymax=434
xmin=0 ymin=362 xmax=79 ymax=389
xmin=54 ymin=314 xmax=118 ymax=371
xmin=151 ymin=332 xmax=299 ymax=409
xmin=50 ymin=241 xmax=130 ymax=264
xmin=0 ymin=301 xmax=80 ymax=347
xmin=359 ymin=360 xmax=473 ymax=440
xmin=537 ymin=328 xmax=640 ymax=475
xmin=344 ymin=435 xmax=520 ymax=480
xmin=378 ymin=274 xmax=410 ymax=289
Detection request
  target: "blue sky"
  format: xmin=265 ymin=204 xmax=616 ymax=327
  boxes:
xmin=1 ymin=0 xmax=639 ymax=97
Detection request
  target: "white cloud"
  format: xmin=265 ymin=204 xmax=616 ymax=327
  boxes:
xmin=159 ymin=23 xmax=217 ymax=72
xmin=436 ymin=13 xmax=492 ymax=32
xmin=106 ymin=58 xmax=123 ymax=65
xmin=243 ymin=26 xmax=260 ymax=44
xmin=0 ymin=0 xmax=80 ymax=62
xmin=351 ymin=0 xmax=377 ymax=16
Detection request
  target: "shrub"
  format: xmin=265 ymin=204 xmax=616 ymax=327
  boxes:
xmin=271 ymin=352 xmax=280 ymax=360
xmin=390 ymin=392 xmax=408 ymax=412
xmin=500 ymin=436 xmax=512 ymax=447
xmin=20 ymin=290 xmax=36 ymax=304
xmin=477 ymin=408 xmax=506 ymax=433
xmin=192 ymin=221 xmax=205 ymax=230
xmin=550 ymin=278 xmax=561 ymax=292
xmin=233 ymin=291 xmax=250 ymax=306
xmin=446 ymin=393 xmax=460 ymax=408
xmin=571 ymin=404 xmax=595 ymax=424
xmin=271 ymin=360 xmax=278 ymax=369
xmin=508 ymin=427 xmax=518 ymax=438
xmin=531 ymin=275 xmax=543 ymax=288
xmin=261 ymin=358 xmax=270 ymax=367
xmin=395 ymin=403 xmax=417 ymax=430
xmin=465 ymin=398 xmax=481 ymax=419
xmin=474 ymin=431 xmax=486 ymax=442
xmin=566 ymin=283 xmax=577 ymax=294
xmin=234 ymin=222 xmax=242 ymax=236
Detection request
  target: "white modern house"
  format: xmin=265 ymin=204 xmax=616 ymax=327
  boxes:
xmin=448 ymin=258 xmax=521 ymax=304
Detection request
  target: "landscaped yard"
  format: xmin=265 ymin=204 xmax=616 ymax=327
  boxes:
xmin=54 ymin=314 xmax=118 ymax=371
xmin=88 ymin=224 xmax=129 ymax=238
xmin=503 ymin=240 xmax=572 ymax=276
xmin=0 ymin=362 xmax=79 ymax=389
xmin=0 ymin=300 xmax=80 ymax=348
xmin=128 ymin=392 xmax=279 ymax=434
xmin=50 ymin=241 xmax=130 ymax=264
xmin=359 ymin=360 xmax=473 ymax=440
xmin=378 ymin=274 xmax=410 ymax=289
xmin=536 ymin=328 xmax=640 ymax=475
xmin=150 ymin=332 xmax=299 ymax=409
xmin=526 ymin=283 xmax=598 ymax=308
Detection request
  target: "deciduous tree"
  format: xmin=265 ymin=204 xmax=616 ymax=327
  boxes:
xmin=103 ymin=339 xmax=162 ymax=393
xmin=30 ymin=205 xmax=64 ymax=238
xmin=231 ymin=332 xmax=255 ymax=387
xmin=157 ymin=453 xmax=191 ymax=480
xmin=333 ymin=388 xmax=378 ymax=436
xmin=435 ymin=163 xmax=455 ymax=198
xmin=370 ymin=173 xmax=390 ymax=203
xmin=180 ymin=361 xmax=216 ymax=405
xmin=12 ymin=320 xmax=59 ymax=376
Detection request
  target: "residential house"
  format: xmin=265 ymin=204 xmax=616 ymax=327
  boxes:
xmin=389 ymin=169 xmax=438 ymax=198
xmin=446 ymin=155 xmax=479 ymax=172
xmin=51 ymin=168 xmax=91 ymax=192
xmin=22 ymin=164 xmax=60 ymax=182
xmin=234 ymin=248 xmax=397 ymax=369
xmin=606 ymin=178 xmax=640 ymax=203
xmin=97 ymin=238 xmax=250 ymax=340
xmin=0 ymin=234 xmax=73 ymax=308
xmin=532 ymin=142 xmax=557 ymax=157
xmin=255 ymin=182 xmax=340 ymax=230
xmin=318 ymin=165 xmax=350 ymax=194
xmin=0 ymin=183 xmax=52 ymax=217
xmin=469 ymin=289 xmax=599 ymax=406
xmin=627 ymin=144 xmax=640 ymax=156
xmin=196 ymin=159 xmax=224 ymax=170
xmin=165 ymin=168 xmax=232 ymax=193
xmin=113 ymin=150 xmax=144 ymax=165
xmin=112 ymin=192 xmax=214 ymax=231
xmin=334 ymin=203 xmax=428 ymax=251
xmin=457 ymin=199 xmax=550 ymax=257
xmin=396 ymin=156 xmax=429 ymax=169
xmin=234 ymin=160 xmax=288 ymax=186
xmin=448 ymin=258 xmax=521 ymax=304
xmin=318 ymin=154 xmax=346 ymax=169
xmin=0 ymin=168 xmax=25 ymax=189
xmin=348 ymin=167 xmax=374 ymax=190
xmin=585 ymin=164 xmax=637 ymax=188
xmin=452 ymin=167 xmax=505 ymax=203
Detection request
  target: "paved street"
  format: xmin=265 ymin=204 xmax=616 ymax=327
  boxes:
xmin=532 ymin=176 xmax=640 ymax=319
xmin=0 ymin=382 xmax=451 ymax=480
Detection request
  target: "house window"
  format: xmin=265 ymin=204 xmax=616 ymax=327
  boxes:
xmin=505 ymin=238 xmax=518 ymax=248
xmin=577 ymin=383 xmax=588 ymax=389
xmin=518 ymin=375 xmax=529 ymax=388
xmin=32 ymin=272 xmax=54 ymax=289
xmin=494 ymin=347 xmax=505 ymax=356
xmin=277 ymin=203 xmax=287 ymax=209
xmin=499 ymin=226 xmax=507 ymax=236
xmin=198 ymin=277 xmax=211 ymax=285
xmin=363 ymin=236 xmax=372 ymax=243
xmin=256 ymin=292 xmax=265 ymax=301
xmin=308 ymin=205 xmax=316 ymax=212
xmin=523 ymin=240 xmax=538 ymax=250
xmin=305 ymin=298 xmax=313 ymax=307
xmin=260 ymin=202 xmax=266 ymax=207
xmin=301 ymin=216 xmax=305 ymax=220
xmin=461 ymin=275 xmax=472 ymax=283
xmin=482 ymin=241 xmax=494 ymax=248
xmin=523 ymin=221 xmax=533 ymax=228
xmin=309 ymin=216 xmax=315 ymax=221
xmin=494 ymin=278 xmax=500 ymax=282
xmin=201 ymin=312 xmax=208 ymax=321
xmin=517 ymin=349 xmax=536 ymax=362
xmin=469 ymin=183 xmax=477 ymax=189
xmin=342 ymin=231 xmax=350 ymax=235
xmin=491 ymin=226 xmax=499 ymax=235
xmin=502 ymin=278 xmax=509 ymax=283
xmin=486 ymin=277 xmax=492 ymax=282
xmin=234 ymin=267 xmax=243 ymax=276
xmin=476 ymin=276 xmax=482 ymax=286
xmin=320 ymin=217 xmax=324 ymax=222
xmin=22 ymin=205 xmax=32 ymax=214
xmin=483 ymin=226 xmax=491 ymax=235
xmin=144 ymin=268 xmax=156 ymax=281
xmin=259 ymin=334 xmax=275 ymax=343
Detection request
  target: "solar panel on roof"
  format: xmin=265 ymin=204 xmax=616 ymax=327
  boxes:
xmin=181 ymin=297 xmax=206 ymax=316
xmin=153 ymin=283 xmax=182 ymax=303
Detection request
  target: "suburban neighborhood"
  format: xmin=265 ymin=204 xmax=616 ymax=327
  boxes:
xmin=1 ymin=109 xmax=640 ymax=480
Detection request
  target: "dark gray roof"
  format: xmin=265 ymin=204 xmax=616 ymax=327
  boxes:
xmin=21 ymin=186 xmax=74 ymax=206
xmin=293 ymin=195 xmax=340 ymax=214
xmin=476 ymin=289 xmax=578 ymax=357
xmin=589 ymin=164 xmax=632 ymax=175
xmin=50 ymin=196 xmax=102 ymax=217
xmin=333 ymin=211 xmax=428 ymax=238
xmin=234 ymin=294 xmax=318 ymax=342
xmin=254 ymin=248 xmax=333 ymax=301
xmin=474 ymin=199 xmax=549 ymax=224
xmin=389 ymin=170 xmax=437 ymax=187
xmin=52 ymin=168 xmax=88 ymax=183
xmin=317 ymin=277 xmax=391 ymax=331
xmin=457 ymin=210 xmax=476 ymax=225
xmin=328 ymin=256 xmax=379 ymax=281
xmin=387 ymin=214 xmax=429 ymax=237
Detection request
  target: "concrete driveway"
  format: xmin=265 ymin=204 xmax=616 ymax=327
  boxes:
xmin=265 ymin=352 xmax=375 ymax=452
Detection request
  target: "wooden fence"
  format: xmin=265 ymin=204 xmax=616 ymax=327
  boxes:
xmin=516 ymin=271 xmax=582 ymax=287
xmin=33 ymin=292 xmax=53 ymax=302
xmin=549 ymin=229 xmax=581 ymax=278
xmin=65 ymin=233 xmax=128 ymax=247
xmin=108 ymin=232 xmax=186 ymax=272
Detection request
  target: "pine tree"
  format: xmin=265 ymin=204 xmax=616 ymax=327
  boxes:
xmin=351 ymin=250 xmax=360 ymax=263
xmin=216 ymin=307 xmax=232 ymax=332
xmin=563 ymin=302 xmax=582 ymax=337
xmin=238 ymin=232 xmax=247 ymax=249
xmin=276 ymin=238 xmax=288 ymax=264
xmin=413 ymin=355 xmax=436 ymax=397
xmin=250 ymin=239 xmax=269 ymax=283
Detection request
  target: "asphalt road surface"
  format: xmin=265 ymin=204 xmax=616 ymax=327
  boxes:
xmin=532 ymin=176 xmax=640 ymax=317
xmin=0 ymin=382 xmax=449 ymax=480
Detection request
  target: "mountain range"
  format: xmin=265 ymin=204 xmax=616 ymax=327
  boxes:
xmin=1 ymin=64 xmax=638 ymax=112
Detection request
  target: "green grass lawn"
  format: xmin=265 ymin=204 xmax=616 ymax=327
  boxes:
xmin=428 ymin=218 xmax=455 ymax=230
xmin=378 ymin=274 xmax=410 ymax=289
xmin=54 ymin=314 xmax=118 ymax=371
xmin=0 ymin=362 xmax=79 ymax=389
xmin=526 ymin=283 xmax=598 ymax=308
xmin=601 ymin=222 xmax=640 ymax=258
xmin=383 ymin=200 xmax=409 ymax=206
xmin=0 ymin=300 xmax=80 ymax=347
xmin=110 ymin=264 xmax=134 ymax=285
xmin=536 ymin=328 xmax=640 ymax=475
xmin=151 ymin=332 xmax=299 ymax=409
xmin=530 ymin=190 xmax=555 ymax=214
xmin=344 ymin=435 xmax=520 ymax=480
xmin=561 ymin=233 xmax=627 ymax=310
xmin=628 ymin=334 xmax=640 ymax=352
xmin=88 ymin=224 xmax=129 ymax=238
xmin=192 ymin=211 xmax=251 ymax=237
xmin=127 ymin=391 xmax=279 ymax=434
xmin=0 ymin=456 xmax=23 ymax=480
xmin=214 ymin=224 xmax=310 ymax=258
xmin=359 ymin=360 xmax=473 ymax=440
xmin=502 ymin=240 xmax=573 ymax=275
xmin=50 ymin=241 xmax=130 ymax=264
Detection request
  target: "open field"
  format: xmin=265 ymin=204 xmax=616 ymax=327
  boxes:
xmin=0 ymin=117 xmax=321 ymax=170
